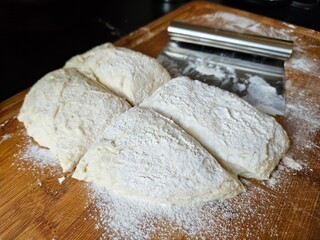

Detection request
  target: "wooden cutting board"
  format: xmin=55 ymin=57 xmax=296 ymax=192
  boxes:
xmin=1 ymin=1 xmax=320 ymax=239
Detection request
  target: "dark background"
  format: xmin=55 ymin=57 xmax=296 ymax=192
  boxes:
xmin=1 ymin=0 xmax=319 ymax=102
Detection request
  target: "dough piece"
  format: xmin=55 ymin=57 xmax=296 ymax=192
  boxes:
xmin=73 ymin=107 xmax=244 ymax=205
xmin=64 ymin=43 xmax=171 ymax=105
xmin=140 ymin=77 xmax=290 ymax=180
xmin=18 ymin=68 xmax=131 ymax=172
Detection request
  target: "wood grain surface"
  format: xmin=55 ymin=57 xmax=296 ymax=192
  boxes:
xmin=1 ymin=1 xmax=320 ymax=239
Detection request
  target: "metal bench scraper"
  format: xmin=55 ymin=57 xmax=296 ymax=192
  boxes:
xmin=157 ymin=21 xmax=294 ymax=116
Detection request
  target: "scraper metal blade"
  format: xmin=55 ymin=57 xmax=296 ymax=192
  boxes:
xmin=157 ymin=21 xmax=294 ymax=116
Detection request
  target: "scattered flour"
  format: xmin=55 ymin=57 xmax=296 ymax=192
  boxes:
xmin=36 ymin=179 xmax=42 ymax=187
xmin=12 ymin=129 xmax=62 ymax=178
xmin=264 ymin=165 xmax=285 ymax=189
xmin=0 ymin=133 xmax=12 ymax=144
xmin=20 ymin=141 xmax=59 ymax=168
xmin=285 ymin=82 xmax=320 ymax=154
xmin=0 ymin=119 xmax=9 ymax=128
xmin=286 ymin=56 xmax=319 ymax=74
xmin=190 ymin=11 xmax=293 ymax=40
xmin=264 ymin=155 xmax=306 ymax=189
xmin=282 ymin=156 xmax=303 ymax=171
xmin=86 ymin=181 xmax=281 ymax=240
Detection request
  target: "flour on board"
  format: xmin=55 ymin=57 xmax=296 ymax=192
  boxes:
xmin=189 ymin=11 xmax=293 ymax=40
xmin=0 ymin=133 xmax=12 ymax=144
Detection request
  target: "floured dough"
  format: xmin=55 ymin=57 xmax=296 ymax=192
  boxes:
xmin=64 ymin=43 xmax=171 ymax=105
xmin=18 ymin=68 xmax=131 ymax=172
xmin=73 ymin=107 xmax=244 ymax=205
xmin=140 ymin=77 xmax=290 ymax=180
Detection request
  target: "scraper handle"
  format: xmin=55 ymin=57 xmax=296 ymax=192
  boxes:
xmin=168 ymin=21 xmax=294 ymax=60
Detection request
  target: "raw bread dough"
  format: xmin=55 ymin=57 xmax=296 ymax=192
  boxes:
xmin=64 ymin=43 xmax=171 ymax=106
xmin=140 ymin=77 xmax=290 ymax=180
xmin=18 ymin=68 xmax=131 ymax=172
xmin=73 ymin=107 xmax=244 ymax=205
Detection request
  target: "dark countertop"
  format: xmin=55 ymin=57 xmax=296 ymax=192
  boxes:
xmin=1 ymin=0 xmax=319 ymax=102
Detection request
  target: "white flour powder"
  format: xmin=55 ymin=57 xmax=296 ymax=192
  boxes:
xmin=190 ymin=11 xmax=294 ymax=40
xmin=12 ymin=128 xmax=62 ymax=178
xmin=285 ymin=81 xmax=320 ymax=155
xmin=281 ymin=156 xmax=303 ymax=171
xmin=263 ymin=155 xmax=305 ymax=189
xmin=0 ymin=119 xmax=9 ymax=129
xmin=86 ymin=180 xmax=284 ymax=239
xmin=288 ymin=58 xmax=316 ymax=73
xmin=21 ymin=142 xmax=59 ymax=168
xmin=0 ymin=133 xmax=12 ymax=144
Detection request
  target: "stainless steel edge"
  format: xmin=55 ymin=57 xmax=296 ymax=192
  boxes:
xmin=168 ymin=21 xmax=294 ymax=60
